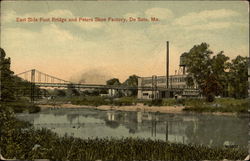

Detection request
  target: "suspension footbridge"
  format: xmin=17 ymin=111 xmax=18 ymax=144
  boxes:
xmin=15 ymin=69 xmax=184 ymax=91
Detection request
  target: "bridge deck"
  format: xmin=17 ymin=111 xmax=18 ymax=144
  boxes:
xmin=34 ymin=82 xmax=197 ymax=91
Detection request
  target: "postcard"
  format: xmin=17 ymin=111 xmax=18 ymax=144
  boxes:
xmin=0 ymin=0 xmax=249 ymax=160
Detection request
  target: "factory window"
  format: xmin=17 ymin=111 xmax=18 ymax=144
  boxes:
xmin=143 ymin=93 xmax=149 ymax=96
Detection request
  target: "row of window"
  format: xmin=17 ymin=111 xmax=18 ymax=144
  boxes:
xmin=141 ymin=77 xmax=187 ymax=85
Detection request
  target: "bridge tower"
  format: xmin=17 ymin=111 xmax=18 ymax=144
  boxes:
xmin=30 ymin=69 xmax=35 ymax=103
xmin=31 ymin=69 xmax=35 ymax=82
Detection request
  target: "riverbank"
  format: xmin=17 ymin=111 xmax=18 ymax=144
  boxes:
xmin=39 ymin=103 xmax=184 ymax=113
xmin=42 ymin=97 xmax=248 ymax=114
xmin=38 ymin=103 xmax=240 ymax=116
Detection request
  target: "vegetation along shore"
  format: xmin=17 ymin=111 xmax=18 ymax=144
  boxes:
xmin=39 ymin=96 xmax=249 ymax=115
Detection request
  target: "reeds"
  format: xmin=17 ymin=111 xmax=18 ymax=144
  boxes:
xmin=37 ymin=137 xmax=248 ymax=161
xmin=2 ymin=127 xmax=247 ymax=161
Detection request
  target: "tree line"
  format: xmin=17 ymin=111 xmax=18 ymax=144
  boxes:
xmin=0 ymin=48 xmax=44 ymax=102
xmin=183 ymin=43 xmax=248 ymax=101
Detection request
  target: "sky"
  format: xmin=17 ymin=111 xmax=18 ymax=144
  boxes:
xmin=1 ymin=0 xmax=249 ymax=84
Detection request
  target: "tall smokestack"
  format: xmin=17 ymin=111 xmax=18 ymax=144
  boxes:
xmin=166 ymin=41 xmax=169 ymax=88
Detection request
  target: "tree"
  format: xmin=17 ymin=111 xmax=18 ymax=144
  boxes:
xmin=211 ymin=51 xmax=230 ymax=97
xmin=67 ymin=84 xmax=80 ymax=96
xmin=200 ymin=73 xmax=222 ymax=102
xmin=55 ymin=89 xmax=66 ymax=97
xmin=122 ymin=75 xmax=139 ymax=96
xmin=183 ymin=43 xmax=229 ymax=102
xmin=106 ymin=78 xmax=121 ymax=85
xmin=227 ymin=56 xmax=248 ymax=98
xmin=123 ymin=75 xmax=139 ymax=87
xmin=0 ymin=48 xmax=16 ymax=102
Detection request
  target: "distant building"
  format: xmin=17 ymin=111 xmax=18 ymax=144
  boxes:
xmin=137 ymin=75 xmax=199 ymax=99
xmin=137 ymin=53 xmax=199 ymax=100
xmin=108 ymin=89 xmax=119 ymax=97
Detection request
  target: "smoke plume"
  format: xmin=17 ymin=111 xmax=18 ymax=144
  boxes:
xmin=70 ymin=68 xmax=113 ymax=84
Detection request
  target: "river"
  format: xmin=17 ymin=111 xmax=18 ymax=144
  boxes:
xmin=16 ymin=108 xmax=248 ymax=148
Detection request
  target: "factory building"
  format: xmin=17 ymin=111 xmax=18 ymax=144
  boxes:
xmin=137 ymin=75 xmax=199 ymax=99
xmin=137 ymin=49 xmax=199 ymax=100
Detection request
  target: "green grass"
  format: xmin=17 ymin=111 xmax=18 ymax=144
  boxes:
xmin=71 ymin=96 xmax=108 ymax=106
xmin=141 ymin=99 xmax=163 ymax=106
xmin=113 ymin=97 xmax=137 ymax=106
xmin=65 ymin=96 xmax=138 ymax=107
xmin=37 ymin=137 xmax=248 ymax=161
xmin=1 ymin=122 xmax=248 ymax=161
xmin=1 ymin=128 xmax=248 ymax=161
xmin=140 ymin=98 xmax=248 ymax=113
xmin=183 ymin=98 xmax=249 ymax=113
xmin=45 ymin=96 xmax=248 ymax=113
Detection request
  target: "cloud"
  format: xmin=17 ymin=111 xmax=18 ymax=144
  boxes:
xmin=124 ymin=12 xmax=141 ymax=18
xmin=145 ymin=8 xmax=174 ymax=20
xmin=47 ymin=9 xmax=74 ymax=18
xmin=174 ymin=9 xmax=239 ymax=26
xmin=185 ymin=22 xmax=231 ymax=30
xmin=42 ymin=24 xmax=74 ymax=42
xmin=198 ymin=9 xmax=239 ymax=19
xmin=2 ymin=24 xmax=95 ymax=63
xmin=172 ymin=9 xmax=243 ymax=32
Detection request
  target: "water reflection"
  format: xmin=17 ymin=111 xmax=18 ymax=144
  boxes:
xmin=16 ymin=108 xmax=248 ymax=148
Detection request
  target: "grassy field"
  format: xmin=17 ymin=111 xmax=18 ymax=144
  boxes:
xmin=52 ymin=96 xmax=138 ymax=107
xmin=182 ymin=98 xmax=248 ymax=113
xmin=44 ymin=96 xmax=248 ymax=113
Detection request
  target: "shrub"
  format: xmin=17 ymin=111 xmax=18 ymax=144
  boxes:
xmin=113 ymin=97 xmax=137 ymax=106
xmin=28 ymin=105 xmax=41 ymax=113
xmin=183 ymin=98 xmax=248 ymax=113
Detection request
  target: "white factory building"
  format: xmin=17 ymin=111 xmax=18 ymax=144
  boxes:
xmin=137 ymin=50 xmax=199 ymax=100
xmin=137 ymin=75 xmax=199 ymax=100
